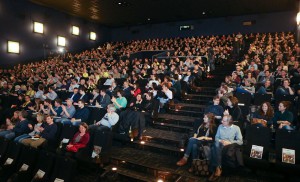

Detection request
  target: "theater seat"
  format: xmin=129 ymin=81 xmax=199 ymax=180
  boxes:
xmin=49 ymin=155 xmax=77 ymax=182
xmin=253 ymin=93 xmax=272 ymax=106
xmin=275 ymin=129 xmax=300 ymax=174
xmin=30 ymin=150 xmax=55 ymax=182
xmin=0 ymin=137 xmax=10 ymax=164
xmin=6 ymin=146 xmax=38 ymax=182
xmin=0 ymin=142 xmax=22 ymax=181
xmin=243 ymin=125 xmax=272 ymax=171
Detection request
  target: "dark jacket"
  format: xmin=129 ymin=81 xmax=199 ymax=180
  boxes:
xmin=99 ymin=94 xmax=111 ymax=108
xmin=12 ymin=119 xmax=30 ymax=136
xmin=73 ymin=107 xmax=90 ymax=122
xmin=40 ymin=123 xmax=57 ymax=141
xmin=69 ymin=93 xmax=80 ymax=103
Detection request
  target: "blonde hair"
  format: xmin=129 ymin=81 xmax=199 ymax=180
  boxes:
xmin=36 ymin=113 xmax=45 ymax=123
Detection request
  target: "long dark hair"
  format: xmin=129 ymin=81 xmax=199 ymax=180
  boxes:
xmin=199 ymin=113 xmax=216 ymax=133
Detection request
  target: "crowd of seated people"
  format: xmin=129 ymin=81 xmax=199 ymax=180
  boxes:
xmin=0 ymin=32 xmax=298 ymax=180
xmin=173 ymin=32 xmax=300 ymax=181
xmin=0 ymin=33 xmax=236 ymax=156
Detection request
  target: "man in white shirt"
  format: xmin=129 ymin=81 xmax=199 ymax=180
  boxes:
xmin=104 ymin=74 xmax=115 ymax=86
xmin=89 ymin=104 xmax=119 ymax=131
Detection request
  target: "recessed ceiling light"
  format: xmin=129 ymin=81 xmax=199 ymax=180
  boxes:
xmin=202 ymin=12 xmax=206 ymax=15
xmin=118 ymin=2 xmax=122 ymax=5
xmin=147 ymin=18 xmax=151 ymax=21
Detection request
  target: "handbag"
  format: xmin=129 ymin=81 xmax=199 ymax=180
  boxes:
xmin=251 ymin=118 xmax=267 ymax=127
xmin=191 ymin=145 xmax=210 ymax=176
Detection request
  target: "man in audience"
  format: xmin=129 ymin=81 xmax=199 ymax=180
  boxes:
xmin=89 ymin=88 xmax=101 ymax=105
xmin=275 ymin=79 xmax=294 ymax=96
xmin=55 ymin=98 xmax=76 ymax=122
xmin=61 ymin=99 xmax=90 ymax=126
xmin=89 ymin=104 xmax=119 ymax=131
xmin=48 ymin=98 xmax=63 ymax=116
xmin=34 ymin=85 xmax=44 ymax=100
xmin=256 ymin=79 xmax=274 ymax=95
xmin=69 ymin=87 xmax=80 ymax=103
xmin=78 ymin=88 xmax=89 ymax=104
xmin=22 ymin=115 xmax=57 ymax=148
xmin=0 ymin=110 xmax=30 ymax=140
xmin=209 ymin=114 xmax=243 ymax=181
xmin=205 ymin=96 xmax=224 ymax=120
xmin=43 ymin=86 xmax=57 ymax=101
xmin=97 ymin=89 xmax=111 ymax=108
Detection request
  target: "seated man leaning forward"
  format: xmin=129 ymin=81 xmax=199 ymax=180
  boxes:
xmin=89 ymin=104 xmax=119 ymax=132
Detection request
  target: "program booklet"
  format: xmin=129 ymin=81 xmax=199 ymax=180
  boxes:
xmin=91 ymin=145 xmax=102 ymax=158
xmin=250 ymin=145 xmax=263 ymax=159
xmin=282 ymin=148 xmax=295 ymax=164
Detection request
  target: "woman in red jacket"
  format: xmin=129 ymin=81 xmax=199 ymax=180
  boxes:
xmin=131 ymin=83 xmax=141 ymax=97
xmin=66 ymin=122 xmax=90 ymax=152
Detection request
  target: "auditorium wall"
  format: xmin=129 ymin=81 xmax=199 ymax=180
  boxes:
xmin=111 ymin=11 xmax=297 ymax=41
xmin=0 ymin=0 xmax=110 ymax=68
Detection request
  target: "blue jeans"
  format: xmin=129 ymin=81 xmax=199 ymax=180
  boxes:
xmin=14 ymin=134 xmax=31 ymax=143
xmin=184 ymin=138 xmax=201 ymax=160
xmin=257 ymin=86 xmax=267 ymax=94
xmin=282 ymin=125 xmax=295 ymax=131
xmin=275 ymin=87 xmax=289 ymax=96
xmin=60 ymin=119 xmax=81 ymax=126
xmin=0 ymin=130 xmax=15 ymax=140
xmin=236 ymin=87 xmax=250 ymax=94
xmin=210 ymin=141 xmax=224 ymax=168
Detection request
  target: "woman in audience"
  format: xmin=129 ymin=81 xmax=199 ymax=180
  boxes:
xmin=66 ymin=122 xmax=90 ymax=152
xmin=130 ymin=83 xmax=141 ymax=98
xmin=176 ymin=113 xmax=216 ymax=172
xmin=252 ymin=102 xmax=274 ymax=127
xmin=272 ymin=101 xmax=294 ymax=130
xmin=111 ymin=90 xmax=127 ymax=111
xmin=224 ymin=96 xmax=242 ymax=123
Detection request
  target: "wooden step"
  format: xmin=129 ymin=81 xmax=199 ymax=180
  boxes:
xmin=132 ymin=140 xmax=183 ymax=154
xmin=109 ymin=147 xmax=205 ymax=182
xmin=182 ymin=98 xmax=208 ymax=105
xmin=103 ymin=165 xmax=155 ymax=182
xmin=169 ymin=109 xmax=204 ymax=117
xmin=141 ymin=128 xmax=187 ymax=144
xmin=187 ymin=94 xmax=214 ymax=98
xmin=153 ymin=122 xmax=193 ymax=133
xmin=172 ymin=103 xmax=206 ymax=111
xmin=157 ymin=114 xmax=197 ymax=123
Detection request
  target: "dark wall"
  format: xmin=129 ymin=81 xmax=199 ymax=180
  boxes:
xmin=111 ymin=11 xmax=297 ymax=41
xmin=0 ymin=0 xmax=110 ymax=68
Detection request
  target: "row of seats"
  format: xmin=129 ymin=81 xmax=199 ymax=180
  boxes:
xmin=0 ymin=139 xmax=76 ymax=182
xmin=244 ymin=125 xmax=300 ymax=174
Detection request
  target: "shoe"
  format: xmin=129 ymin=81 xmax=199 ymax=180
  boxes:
xmin=208 ymin=167 xmax=222 ymax=181
xmin=208 ymin=172 xmax=215 ymax=181
xmin=176 ymin=158 xmax=187 ymax=166
xmin=214 ymin=166 xmax=222 ymax=176
xmin=188 ymin=167 xmax=193 ymax=173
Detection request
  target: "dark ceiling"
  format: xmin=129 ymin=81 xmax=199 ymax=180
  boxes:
xmin=30 ymin=0 xmax=297 ymax=27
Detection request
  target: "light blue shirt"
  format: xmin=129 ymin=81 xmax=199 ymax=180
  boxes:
xmin=215 ymin=124 xmax=243 ymax=145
